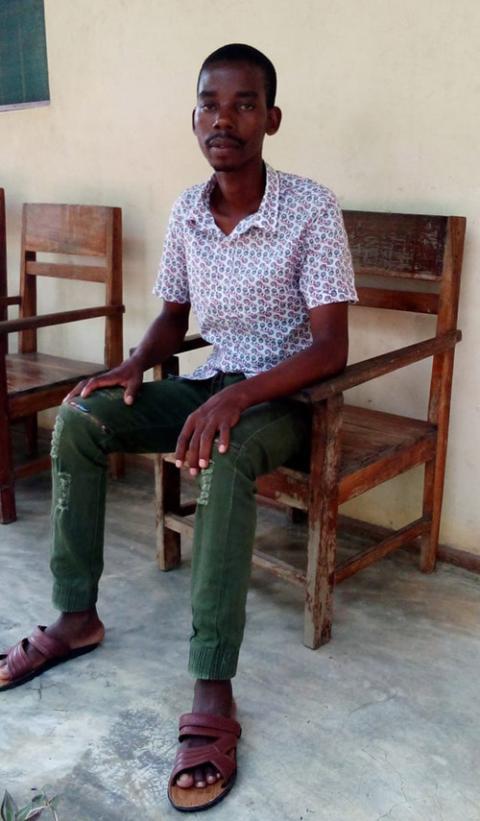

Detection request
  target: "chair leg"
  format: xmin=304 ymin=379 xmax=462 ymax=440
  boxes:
xmin=421 ymin=348 xmax=455 ymax=573
xmin=420 ymin=457 xmax=442 ymax=573
xmin=0 ymin=421 xmax=17 ymax=524
xmin=288 ymin=507 xmax=307 ymax=525
xmin=0 ymin=486 xmax=16 ymax=524
xmin=304 ymin=395 xmax=343 ymax=649
xmin=24 ymin=414 xmax=38 ymax=457
xmin=155 ymin=454 xmax=181 ymax=571
xmin=108 ymin=453 xmax=125 ymax=480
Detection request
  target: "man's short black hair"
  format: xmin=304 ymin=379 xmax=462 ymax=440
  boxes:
xmin=198 ymin=43 xmax=277 ymax=108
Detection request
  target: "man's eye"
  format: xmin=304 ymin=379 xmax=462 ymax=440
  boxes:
xmin=200 ymin=103 xmax=216 ymax=112
xmin=239 ymin=103 xmax=254 ymax=111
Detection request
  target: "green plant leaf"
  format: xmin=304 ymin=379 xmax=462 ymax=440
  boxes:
xmin=46 ymin=798 xmax=59 ymax=810
xmin=46 ymin=795 xmax=60 ymax=820
xmin=16 ymin=799 xmax=47 ymax=821
xmin=18 ymin=803 xmax=48 ymax=821
xmin=16 ymin=808 xmax=36 ymax=821
xmin=1 ymin=791 xmax=18 ymax=821
xmin=28 ymin=797 xmax=46 ymax=807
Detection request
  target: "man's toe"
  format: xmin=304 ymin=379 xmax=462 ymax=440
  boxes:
xmin=0 ymin=661 xmax=11 ymax=683
xmin=194 ymin=767 xmax=207 ymax=788
xmin=176 ymin=771 xmax=194 ymax=789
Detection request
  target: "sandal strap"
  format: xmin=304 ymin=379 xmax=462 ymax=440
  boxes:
xmin=4 ymin=626 xmax=68 ymax=680
xmin=169 ymin=712 xmax=241 ymax=789
xmin=4 ymin=640 xmax=31 ymax=679
xmin=169 ymin=739 xmax=237 ymax=787
xmin=28 ymin=626 xmax=70 ymax=658
xmin=178 ymin=712 xmax=241 ymax=740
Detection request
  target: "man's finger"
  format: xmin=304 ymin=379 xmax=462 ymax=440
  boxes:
xmin=80 ymin=373 xmax=115 ymax=398
xmin=175 ymin=416 xmax=196 ymax=466
xmin=217 ymin=423 xmax=231 ymax=455
xmin=185 ymin=427 xmax=203 ymax=475
xmin=124 ymin=377 xmax=141 ymax=406
xmin=63 ymin=380 xmax=87 ymax=403
xmin=198 ymin=423 xmax=218 ymax=468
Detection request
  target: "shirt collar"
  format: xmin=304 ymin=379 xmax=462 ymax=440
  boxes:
xmin=187 ymin=162 xmax=279 ymax=236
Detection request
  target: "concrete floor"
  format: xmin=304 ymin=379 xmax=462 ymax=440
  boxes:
xmin=1 ymin=468 xmax=480 ymax=821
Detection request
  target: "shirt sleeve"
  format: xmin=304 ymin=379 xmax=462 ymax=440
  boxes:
xmin=298 ymin=191 xmax=358 ymax=308
xmin=152 ymin=199 xmax=190 ymax=303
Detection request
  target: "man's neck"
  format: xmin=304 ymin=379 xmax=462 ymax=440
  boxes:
xmin=211 ymin=159 xmax=266 ymax=219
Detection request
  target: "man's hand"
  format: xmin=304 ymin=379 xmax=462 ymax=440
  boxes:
xmin=63 ymin=358 xmax=144 ymax=405
xmin=175 ymin=387 xmax=247 ymax=475
xmin=62 ymin=302 xmax=191 ymax=406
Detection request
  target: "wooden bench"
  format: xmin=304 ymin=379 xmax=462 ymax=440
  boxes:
xmin=154 ymin=209 xmax=465 ymax=648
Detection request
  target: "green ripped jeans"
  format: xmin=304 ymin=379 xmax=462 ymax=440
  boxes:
xmin=50 ymin=372 xmax=310 ymax=679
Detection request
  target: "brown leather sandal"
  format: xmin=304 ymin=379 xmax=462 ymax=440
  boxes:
xmin=0 ymin=626 xmax=100 ymax=692
xmin=168 ymin=712 xmax=242 ymax=812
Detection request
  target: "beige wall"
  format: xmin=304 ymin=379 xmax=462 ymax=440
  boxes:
xmin=2 ymin=0 xmax=479 ymax=552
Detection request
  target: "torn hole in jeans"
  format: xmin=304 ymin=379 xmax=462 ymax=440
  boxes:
xmin=50 ymin=415 xmax=64 ymax=459
xmin=197 ymin=463 xmax=214 ymax=506
xmin=56 ymin=472 xmax=71 ymax=513
xmin=67 ymin=400 xmax=112 ymax=434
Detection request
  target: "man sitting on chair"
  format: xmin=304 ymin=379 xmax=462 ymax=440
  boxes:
xmin=0 ymin=43 xmax=356 ymax=812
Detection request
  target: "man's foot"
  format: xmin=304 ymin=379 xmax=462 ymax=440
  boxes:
xmin=176 ymin=679 xmax=233 ymax=789
xmin=168 ymin=680 xmax=241 ymax=812
xmin=0 ymin=609 xmax=104 ymax=689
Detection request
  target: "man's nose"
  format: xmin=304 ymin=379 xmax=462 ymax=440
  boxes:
xmin=213 ymin=106 xmax=236 ymax=129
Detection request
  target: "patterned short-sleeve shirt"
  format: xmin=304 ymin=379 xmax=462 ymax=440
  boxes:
xmin=153 ymin=163 xmax=357 ymax=379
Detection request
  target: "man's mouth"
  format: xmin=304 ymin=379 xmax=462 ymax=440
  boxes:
xmin=206 ymin=135 xmax=244 ymax=149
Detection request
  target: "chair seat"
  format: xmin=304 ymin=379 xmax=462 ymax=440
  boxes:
xmin=255 ymin=404 xmax=437 ymax=508
xmin=338 ymin=405 xmax=436 ymax=501
xmin=7 ymin=352 xmax=103 ymax=417
xmin=162 ymin=404 xmax=437 ymax=510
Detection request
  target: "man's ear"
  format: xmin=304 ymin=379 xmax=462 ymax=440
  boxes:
xmin=266 ymin=106 xmax=282 ymax=136
xmin=192 ymin=108 xmax=197 ymax=133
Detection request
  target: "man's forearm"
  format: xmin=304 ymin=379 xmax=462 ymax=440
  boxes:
xmin=228 ymin=336 xmax=347 ymax=411
xmin=130 ymin=309 xmax=189 ymax=372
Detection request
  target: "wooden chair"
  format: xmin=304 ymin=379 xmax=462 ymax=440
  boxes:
xmin=0 ymin=201 xmax=124 ymax=524
xmin=153 ymin=210 xmax=465 ymax=648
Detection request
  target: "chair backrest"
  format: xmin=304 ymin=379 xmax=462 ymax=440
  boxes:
xmin=343 ymin=210 xmax=466 ymax=425
xmin=0 ymin=189 xmax=6 ymax=323
xmin=343 ymin=211 xmax=465 ymax=331
xmin=19 ymin=203 xmax=122 ymax=365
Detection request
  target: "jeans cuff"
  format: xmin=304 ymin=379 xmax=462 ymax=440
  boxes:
xmin=52 ymin=582 xmax=98 ymax=612
xmin=188 ymin=643 xmax=239 ymax=680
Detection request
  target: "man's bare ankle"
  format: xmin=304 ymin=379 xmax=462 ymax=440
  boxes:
xmin=50 ymin=609 xmax=103 ymax=640
xmin=58 ymin=608 xmax=98 ymax=622
xmin=192 ymin=679 xmax=233 ymax=716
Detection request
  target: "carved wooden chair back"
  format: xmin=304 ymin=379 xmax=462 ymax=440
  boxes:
xmin=345 ymin=210 xmax=463 ymax=417
xmin=19 ymin=203 xmax=123 ymax=363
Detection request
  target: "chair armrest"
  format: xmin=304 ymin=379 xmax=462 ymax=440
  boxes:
xmin=295 ymin=330 xmax=461 ymax=404
xmin=0 ymin=304 xmax=124 ymax=335
xmin=151 ymin=335 xmax=211 ymax=378
xmin=176 ymin=334 xmax=210 ymax=353
xmin=130 ymin=334 xmax=210 ymax=362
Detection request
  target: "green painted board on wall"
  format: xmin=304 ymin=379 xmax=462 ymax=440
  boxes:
xmin=0 ymin=0 xmax=49 ymax=110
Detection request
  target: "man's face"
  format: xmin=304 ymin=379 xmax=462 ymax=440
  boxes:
xmin=193 ymin=61 xmax=281 ymax=172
